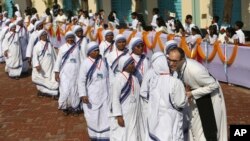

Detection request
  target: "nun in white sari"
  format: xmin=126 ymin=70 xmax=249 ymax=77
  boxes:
xmin=144 ymin=52 xmax=186 ymax=141
xmin=99 ymin=30 xmax=114 ymax=58
xmin=54 ymin=31 xmax=81 ymax=114
xmin=106 ymin=34 xmax=128 ymax=87
xmin=32 ymin=30 xmax=58 ymax=96
xmin=78 ymin=41 xmax=110 ymax=140
xmin=128 ymin=37 xmax=150 ymax=85
xmin=15 ymin=17 xmax=29 ymax=73
xmin=110 ymin=55 xmax=141 ymax=141
xmin=2 ymin=23 xmax=22 ymax=79
xmin=73 ymin=25 xmax=89 ymax=61
xmin=0 ymin=19 xmax=11 ymax=63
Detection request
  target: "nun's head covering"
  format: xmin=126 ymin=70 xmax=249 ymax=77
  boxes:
xmin=117 ymin=55 xmax=134 ymax=72
xmin=34 ymin=20 xmax=43 ymax=30
xmin=114 ymin=34 xmax=127 ymax=49
xmin=9 ymin=23 xmax=16 ymax=29
xmin=151 ymin=52 xmax=170 ymax=75
xmin=128 ymin=37 xmax=143 ymax=53
xmin=5 ymin=19 xmax=11 ymax=25
xmin=38 ymin=30 xmax=48 ymax=39
xmin=86 ymin=41 xmax=99 ymax=55
xmin=73 ymin=25 xmax=83 ymax=33
xmin=65 ymin=31 xmax=75 ymax=39
xmin=15 ymin=17 xmax=23 ymax=25
xmin=164 ymin=40 xmax=178 ymax=54
xmin=115 ymin=34 xmax=126 ymax=44
xmin=104 ymin=30 xmax=113 ymax=37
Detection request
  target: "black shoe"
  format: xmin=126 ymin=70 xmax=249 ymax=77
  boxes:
xmin=52 ymin=95 xmax=59 ymax=100
xmin=14 ymin=77 xmax=20 ymax=80
xmin=37 ymin=91 xmax=44 ymax=97
xmin=63 ymin=109 xmax=70 ymax=116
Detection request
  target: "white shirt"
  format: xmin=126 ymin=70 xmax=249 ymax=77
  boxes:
xmin=236 ymin=29 xmax=245 ymax=44
xmin=166 ymin=19 xmax=175 ymax=34
xmin=208 ymin=34 xmax=218 ymax=45
xmin=151 ymin=14 xmax=158 ymax=28
xmin=55 ymin=14 xmax=67 ymax=23
xmin=183 ymin=23 xmax=195 ymax=35
xmin=131 ymin=19 xmax=138 ymax=30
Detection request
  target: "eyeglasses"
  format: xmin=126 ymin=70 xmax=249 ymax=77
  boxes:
xmin=167 ymin=57 xmax=181 ymax=63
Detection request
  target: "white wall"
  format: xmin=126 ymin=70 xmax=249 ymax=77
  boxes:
xmin=182 ymin=0 xmax=192 ymax=24
xmin=199 ymin=0 xmax=213 ymax=28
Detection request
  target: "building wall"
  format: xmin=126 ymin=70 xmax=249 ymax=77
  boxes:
xmin=182 ymin=0 xmax=192 ymax=24
xmin=88 ymin=0 xmax=97 ymax=13
xmin=241 ymin=0 xmax=250 ymax=30
xmin=7 ymin=0 xmax=248 ymax=30
xmin=102 ymin=0 xmax=111 ymax=16
xmin=145 ymin=0 xmax=157 ymax=24
xmin=15 ymin=0 xmax=28 ymax=16
xmin=199 ymin=0 xmax=213 ymax=28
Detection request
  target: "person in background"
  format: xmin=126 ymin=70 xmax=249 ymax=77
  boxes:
xmin=54 ymin=31 xmax=81 ymax=115
xmin=183 ymin=14 xmax=195 ymax=35
xmin=110 ymin=54 xmax=141 ymax=141
xmin=79 ymin=10 xmax=90 ymax=28
xmin=78 ymin=41 xmax=110 ymax=141
xmin=174 ymin=19 xmax=185 ymax=37
xmin=234 ymin=21 xmax=245 ymax=45
xmin=55 ymin=9 xmax=67 ymax=25
xmin=26 ymin=20 xmax=44 ymax=64
xmin=2 ymin=23 xmax=22 ymax=79
xmin=99 ymin=30 xmax=114 ymax=58
xmin=205 ymin=25 xmax=218 ymax=45
xmin=0 ymin=19 xmax=12 ymax=63
xmin=73 ymin=25 xmax=89 ymax=60
xmin=225 ymin=27 xmax=239 ymax=45
xmin=99 ymin=9 xmax=106 ymax=25
xmin=186 ymin=26 xmax=202 ymax=46
xmin=151 ymin=8 xmax=159 ymax=29
xmin=166 ymin=12 xmax=176 ymax=34
xmin=155 ymin=16 xmax=168 ymax=34
xmin=108 ymin=11 xmax=120 ymax=29
xmin=27 ymin=16 xmax=37 ymax=37
xmin=128 ymin=12 xmax=139 ymax=31
xmin=218 ymin=27 xmax=227 ymax=44
xmin=211 ymin=15 xmax=219 ymax=33
xmin=32 ymin=30 xmax=58 ymax=97
xmin=15 ymin=17 xmax=29 ymax=73
xmin=128 ymin=37 xmax=150 ymax=85
xmin=52 ymin=0 xmax=60 ymax=17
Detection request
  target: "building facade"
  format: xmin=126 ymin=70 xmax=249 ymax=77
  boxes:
xmin=1 ymin=0 xmax=249 ymax=30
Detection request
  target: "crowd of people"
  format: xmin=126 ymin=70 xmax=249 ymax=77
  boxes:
xmin=0 ymin=4 xmax=232 ymax=141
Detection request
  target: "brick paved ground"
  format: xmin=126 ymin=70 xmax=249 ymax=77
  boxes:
xmin=0 ymin=63 xmax=250 ymax=141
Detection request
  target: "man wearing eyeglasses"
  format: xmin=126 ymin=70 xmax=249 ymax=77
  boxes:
xmin=166 ymin=43 xmax=228 ymax=141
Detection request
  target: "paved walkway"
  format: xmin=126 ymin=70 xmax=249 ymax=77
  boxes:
xmin=0 ymin=64 xmax=249 ymax=140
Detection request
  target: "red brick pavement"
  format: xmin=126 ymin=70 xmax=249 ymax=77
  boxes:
xmin=0 ymin=63 xmax=250 ymax=140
